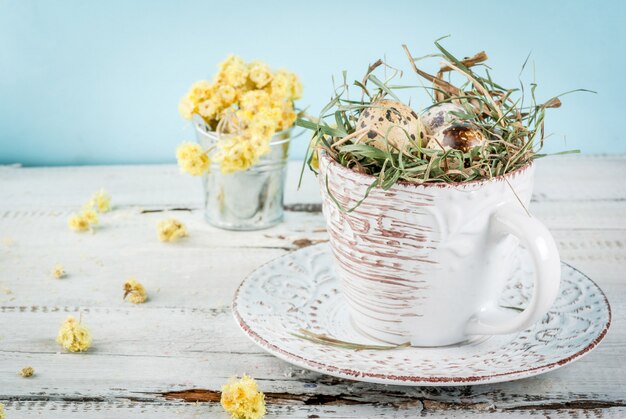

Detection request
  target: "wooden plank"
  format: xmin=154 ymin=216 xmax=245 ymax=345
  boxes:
xmin=0 ymin=297 xmax=624 ymax=404
xmin=0 ymin=208 xmax=624 ymax=310
xmin=1 ymin=155 xmax=625 ymax=213
xmin=532 ymin=200 xmax=626 ymax=231
xmin=1 ymin=400 xmax=625 ymax=418
xmin=532 ymin=155 xmax=626 ymax=202
xmin=2 ymin=198 xmax=626 ymax=231
xmin=0 ymin=162 xmax=321 ymax=211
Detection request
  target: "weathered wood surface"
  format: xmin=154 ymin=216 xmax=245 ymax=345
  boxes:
xmin=1 ymin=155 xmax=625 ymax=418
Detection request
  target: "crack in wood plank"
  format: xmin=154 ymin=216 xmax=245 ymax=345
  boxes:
xmin=161 ymin=389 xmax=373 ymax=405
xmin=140 ymin=208 xmax=194 ymax=214
xmin=291 ymin=238 xmax=328 ymax=249
xmin=421 ymin=399 xmax=494 ymax=411
xmin=137 ymin=204 xmax=324 ymax=215
xmin=262 ymin=234 xmax=329 ymax=249
xmin=283 ymin=203 xmax=323 ymax=213
xmin=159 ymin=389 xmax=626 ymax=411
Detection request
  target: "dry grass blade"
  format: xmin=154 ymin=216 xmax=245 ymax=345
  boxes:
xmin=292 ymin=329 xmax=411 ymax=350
xmin=402 ymin=44 xmax=461 ymax=98
xmin=439 ymin=51 xmax=488 ymax=72
xmin=440 ymin=59 xmax=505 ymax=124
xmin=542 ymin=97 xmax=562 ymax=108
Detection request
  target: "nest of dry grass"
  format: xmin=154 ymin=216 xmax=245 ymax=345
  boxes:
xmin=297 ymin=37 xmax=590 ymax=194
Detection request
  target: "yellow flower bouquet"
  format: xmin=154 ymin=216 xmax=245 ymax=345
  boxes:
xmin=177 ymin=55 xmax=302 ymax=230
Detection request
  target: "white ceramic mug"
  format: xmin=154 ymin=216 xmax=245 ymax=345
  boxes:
xmin=318 ymin=152 xmax=561 ymax=347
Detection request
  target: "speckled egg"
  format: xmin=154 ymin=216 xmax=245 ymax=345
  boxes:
xmin=355 ymin=100 xmax=426 ymax=152
xmin=427 ymin=123 xmax=486 ymax=152
xmin=421 ymin=103 xmax=466 ymax=134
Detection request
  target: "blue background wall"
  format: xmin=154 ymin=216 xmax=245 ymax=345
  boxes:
xmin=0 ymin=0 xmax=624 ymax=166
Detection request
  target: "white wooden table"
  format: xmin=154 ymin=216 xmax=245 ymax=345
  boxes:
xmin=1 ymin=156 xmax=625 ymax=418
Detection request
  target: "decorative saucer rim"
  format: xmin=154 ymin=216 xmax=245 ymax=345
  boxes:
xmin=232 ymin=243 xmax=612 ymax=386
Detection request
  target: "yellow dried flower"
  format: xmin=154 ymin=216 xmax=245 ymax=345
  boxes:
xmin=248 ymin=61 xmax=273 ymax=88
xmin=198 ymin=97 xmax=222 ymax=120
xmin=52 ymin=263 xmax=66 ymax=279
xmin=216 ymin=84 xmax=238 ymax=106
xmin=268 ymin=70 xmax=290 ymax=99
xmin=68 ymin=213 xmax=90 ymax=232
xmin=178 ymin=95 xmax=196 ymax=119
xmin=236 ymin=109 xmax=255 ymax=123
xmin=68 ymin=204 xmax=99 ymax=232
xmin=189 ymin=80 xmax=213 ymax=101
xmin=19 ymin=366 xmax=34 ymax=377
xmin=269 ymin=70 xmax=302 ymax=100
xmin=176 ymin=142 xmax=210 ymax=176
xmin=179 ymin=80 xmax=213 ymax=119
xmin=248 ymin=111 xmax=278 ymax=140
xmin=217 ymin=137 xmax=259 ymax=174
xmin=178 ymin=56 xmax=301 ymax=174
xmin=87 ymin=189 xmax=112 ymax=213
xmin=264 ymin=103 xmax=283 ymax=122
xmin=287 ymin=73 xmax=303 ymax=100
xmin=274 ymin=100 xmax=297 ymax=131
xmin=0 ymin=403 xmax=4 ymax=419
xmin=123 ymin=278 xmax=147 ymax=304
xmin=221 ymin=374 xmax=266 ymax=419
xmin=249 ymin=137 xmax=271 ymax=158
xmin=56 ymin=316 xmax=92 ymax=352
xmin=81 ymin=209 xmax=99 ymax=225
xmin=216 ymin=55 xmax=249 ymax=88
xmin=239 ymin=90 xmax=271 ymax=113
xmin=231 ymin=109 xmax=255 ymax=130
xmin=157 ymin=219 xmax=188 ymax=242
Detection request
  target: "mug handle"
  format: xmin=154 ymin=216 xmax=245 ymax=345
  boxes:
xmin=465 ymin=204 xmax=561 ymax=335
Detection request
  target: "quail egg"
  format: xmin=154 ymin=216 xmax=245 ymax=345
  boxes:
xmin=427 ymin=123 xmax=486 ymax=152
xmin=421 ymin=103 xmax=466 ymax=134
xmin=355 ymin=99 xmax=427 ymax=152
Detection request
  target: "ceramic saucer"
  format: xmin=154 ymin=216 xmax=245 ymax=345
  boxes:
xmin=233 ymin=243 xmax=611 ymax=386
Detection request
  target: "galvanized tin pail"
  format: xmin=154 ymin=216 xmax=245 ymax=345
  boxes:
xmin=192 ymin=115 xmax=290 ymax=230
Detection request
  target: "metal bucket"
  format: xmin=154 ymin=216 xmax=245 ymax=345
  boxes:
xmin=192 ymin=115 xmax=290 ymax=230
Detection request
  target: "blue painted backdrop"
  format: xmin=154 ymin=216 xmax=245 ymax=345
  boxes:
xmin=0 ymin=0 xmax=624 ymax=166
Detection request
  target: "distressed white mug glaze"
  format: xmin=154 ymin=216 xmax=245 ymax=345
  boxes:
xmin=318 ymin=151 xmax=561 ymax=347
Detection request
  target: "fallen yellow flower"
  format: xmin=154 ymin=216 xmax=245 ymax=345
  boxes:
xmin=52 ymin=264 xmax=66 ymax=279
xmin=56 ymin=316 xmax=92 ymax=352
xmin=157 ymin=219 xmax=188 ymax=242
xmin=68 ymin=208 xmax=98 ymax=232
xmin=19 ymin=366 xmax=34 ymax=377
xmin=81 ymin=209 xmax=98 ymax=225
xmin=221 ymin=374 xmax=266 ymax=419
xmin=123 ymin=278 xmax=147 ymax=304
xmin=86 ymin=189 xmax=112 ymax=213
xmin=68 ymin=213 xmax=90 ymax=232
